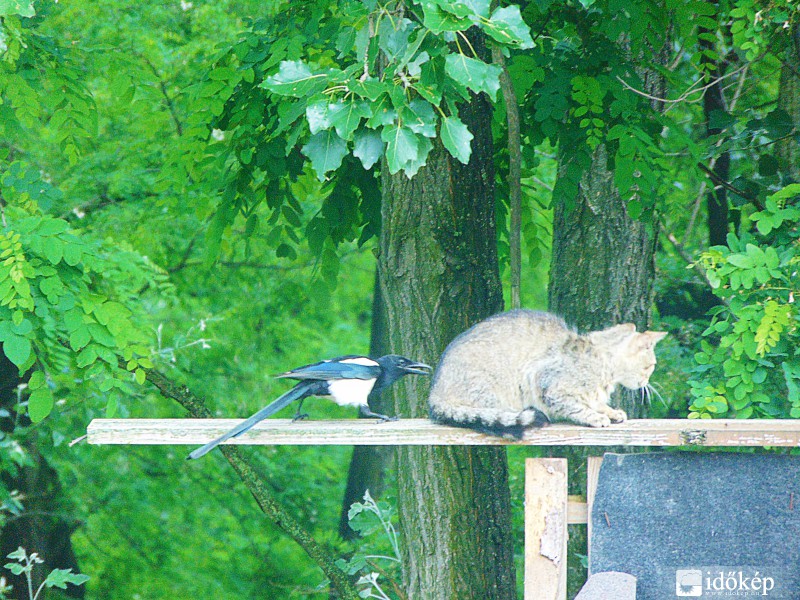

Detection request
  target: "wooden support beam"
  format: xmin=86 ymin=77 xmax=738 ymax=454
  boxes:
xmin=87 ymin=418 xmax=800 ymax=447
xmin=524 ymin=458 xmax=568 ymax=600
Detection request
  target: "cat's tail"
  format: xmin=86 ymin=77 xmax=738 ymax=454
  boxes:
xmin=429 ymin=405 xmax=549 ymax=440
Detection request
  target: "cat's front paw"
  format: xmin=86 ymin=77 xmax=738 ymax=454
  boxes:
xmin=608 ymin=408 xmax=627 ymax=424
xmin=584 ymin=413 xmax=612 ymax=427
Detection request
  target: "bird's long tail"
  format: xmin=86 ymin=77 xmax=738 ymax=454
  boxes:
xmin=187 ymin=382 xmax=312 ymax=460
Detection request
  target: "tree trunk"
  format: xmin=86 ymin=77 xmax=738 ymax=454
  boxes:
xmin=547 ymin=34 xmax=667 ymax=599
xmin=338 ymin=273 xmax=393 ymax=539
xmin=549 ymin=142 xmax=658 ymax=360
xmin=700 ymin=30 xmax=731 ymax=246
xmin=379 ymin=61 xmax=514 ymax=598
xmin=0 ymin=349 xmax=84 ymax=600
xmin=777 ymin=23 xmax=800 ymax=182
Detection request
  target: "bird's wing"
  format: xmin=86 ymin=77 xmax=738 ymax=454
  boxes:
xmin=276 ymin=356 xmax=381 ymax=381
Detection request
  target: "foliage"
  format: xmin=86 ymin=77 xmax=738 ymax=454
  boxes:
xmin=0 ymin=0 xmax=798 ymax=597
xmin=336 ymin=491 xmax=404 ymax=600
xmin=2 ymin=547 xmax=89 ymax=600
xmin=689 ymin=185 xmax=800 ymax=419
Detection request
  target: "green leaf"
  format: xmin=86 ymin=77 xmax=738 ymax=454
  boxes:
xmin=4 ymin=563 xmax=25 ymax=575
xmin=94 ymin=301 xmax=132 ymax=327
xmin=261 ymin=61 xmax=328 ymax=98
xmin=353 ymin=129 xmax=385 ymax=170
xmin=484 ymin=6 xmax=535 ymax=49
xmin=69 ymin=327 xmax=91 ymax=350
xmin=28 ymin=387 xmax=54 ymax=423
xmin=440 ymin=115 xmax=473 ymax=164
xmin=3 ymin=333 xmax=31 ymax=367
xmin=421 ymin=0 xmax=471 ymax=33
xmin=381 ymin=124 xmax=420 ymax=175
xmin=407 ymin=99 xmax=437 ymax=138
xmin=768 ymin=183 xmax=800 ymax=202
xmin=400 ymin=136 xmax=432 ymax=178
xmin=727 ymin=254 xmax=754 ymax=269
xmin=366 ymin=95 xmax=396 ymax=128
xmin=28 ymin=370 xmax=45 ymax=390
xmin=306 ymin=101 xmax=331 ymax=135
xmin=6 ymin=548 xmax=26 ymax=560
xmin=135 ymin=368 xmax=146 ymax=385
xmin=42 ymin=237 xmax=64 ymax=265
xmin=302 ymin=131 xmax=348 ymax=181
xmin=445 ymin=53 xmax=502 ymax=101
xmin=63 ymin=243 xmax=83 ymax=266
xmin=44 ymin=568 xmax=90 ymax=589
xmin=11 ymin=318 xmax=32 ymax=335
xmin=38 ymin=218 xmax=69 ymax=236
xmin=328 ymin=99 xmax=372 ymax=141
xmin=105 ymin=395 xmax=118 ymax=418
xmin=0 ymin=0 xmax=35 ymax=17
xmin=76 ymin=346 xmax=98 ymax=368
xmin=448 ymin=0 xmax=490 ymax=19
xmin=347 ymin=78 xmax=387 ymax=101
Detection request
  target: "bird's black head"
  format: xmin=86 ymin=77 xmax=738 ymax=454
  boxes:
xmin=375 ymin=354 xmax=432 ymax=389
xmin=378 ymin=354 xmax=432 ymax=375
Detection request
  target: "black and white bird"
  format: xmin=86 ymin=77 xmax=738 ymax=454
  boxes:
xmin=187 ymin=354 xmax=431 ymax=460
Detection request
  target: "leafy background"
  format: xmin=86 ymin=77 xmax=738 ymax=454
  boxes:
xmin=0 ymin=0 xmax=798 ymax=598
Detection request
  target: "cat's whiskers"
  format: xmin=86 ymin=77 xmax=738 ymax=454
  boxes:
xmin=646 ymin=382 xmax=666 ymax=407
xmin=639 ymin=385 xmax=651 ymax=406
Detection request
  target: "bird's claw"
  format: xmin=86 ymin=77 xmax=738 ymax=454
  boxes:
xmin=292 ymin=413 xmax=309 ymax=422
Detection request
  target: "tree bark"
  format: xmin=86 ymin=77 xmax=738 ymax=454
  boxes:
xmin=700 ymin=31 xmax=731 ymax=246
xmin=777 ymin=23 xmax=800 ymax=182
xmin=0 ymin=350 xmax=84 ymax=600
xmin=379 ymin=52 xmax=515 ymax=598
xmin=338 ymin=272 xmax=393 ymax=539
xmin=549 ymin=143 xmax=658 ymax=355
xmin=547 ymin=32 xmax=668 ymax=598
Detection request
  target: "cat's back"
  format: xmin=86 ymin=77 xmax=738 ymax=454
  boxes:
xmin=445 ymin=309 xmax=570 ymax=350
xmin=437 ymin=309 xmax=573 ymax=373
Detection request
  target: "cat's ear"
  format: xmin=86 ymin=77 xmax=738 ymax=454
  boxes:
xmin=590 ymin=323 xmax=637 ymax=347
xmin=642 ymin=331 xmax=668 ymax=346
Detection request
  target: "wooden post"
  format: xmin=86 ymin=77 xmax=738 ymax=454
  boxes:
xmin=524 ymin=458 xmax=568 ymax=600
xmin=585 ymin=456 xmax=603 ymax=567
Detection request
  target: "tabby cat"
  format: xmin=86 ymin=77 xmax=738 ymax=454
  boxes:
xmin=428 ymin=310 xmax=666 ymax=436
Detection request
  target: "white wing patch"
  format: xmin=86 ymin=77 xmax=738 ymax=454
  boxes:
xmin=339 ymin=357 xmax=379 ymax=367
xmin=328 ymin=378 xmax=377 ymax=407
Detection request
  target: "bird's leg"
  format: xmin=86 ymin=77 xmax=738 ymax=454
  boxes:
xmin=292 ymin=398 xmax=309 ymax=422
xmin=359 ymin=404 xmax=398 ymax=422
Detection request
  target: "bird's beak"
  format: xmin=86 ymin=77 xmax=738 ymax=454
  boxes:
xmin=403 ymin=362 xmax=432 ymax=376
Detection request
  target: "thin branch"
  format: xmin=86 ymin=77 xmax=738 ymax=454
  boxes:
xmin=144 ymin=367 xmax=361 ymax=600
xmin=696 ymin=162 xmax=765 ymax=211
xmin=168 ymin=233 xmax=199 ymax=273
xmin=492 ymin=46 xmax=522 ymax=309
xmin=0 ymin=190 xmax=7 ymax=228
xmin=139 ymin=54 xmax=184 ymax=137
xmin=616 ymin=63 xmax=751 ymax=112
xmin=682 ymin=64 xmax=750 ymax=245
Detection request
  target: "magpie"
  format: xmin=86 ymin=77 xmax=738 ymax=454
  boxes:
xmin=187 ymin=354 xmax=431 ymax=460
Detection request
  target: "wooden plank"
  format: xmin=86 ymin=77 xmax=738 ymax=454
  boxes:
xmin=87 ymin=418 xmax=800 ymax=447
xmin=567 ymin=495 xmax=587 ymax=525
xmin=524 ymin=458 xmax=568 ymax=600
xmin=585 ymin=456 xmax=604 ymax=566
